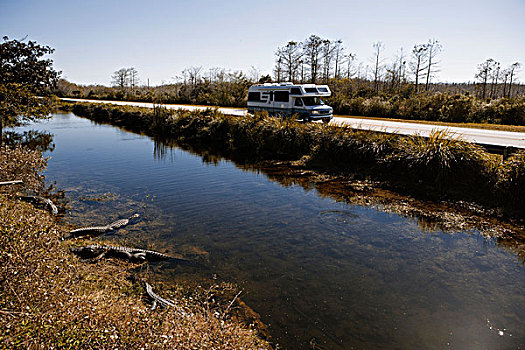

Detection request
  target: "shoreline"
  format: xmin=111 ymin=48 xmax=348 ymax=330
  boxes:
xmin=0 ymin=145 xmax=272 ymax=349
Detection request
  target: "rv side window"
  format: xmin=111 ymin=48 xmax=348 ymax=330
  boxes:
xmin=305 ymin=87 xmax=318 ymax=93
xmin=274 ymin=91 xmax=289 ymax=102
xmin=290 ymin=87 xmax=301 ymax=95
xmin=318 ymin=87 xmax=328 ymax=92
xmin=294 ymin=99 xmax=303 ymax=106
xmin=248 ymin=92 xmax=261 ymax=102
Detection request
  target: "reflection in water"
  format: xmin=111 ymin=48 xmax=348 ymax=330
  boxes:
xmin=17 ymin=113 xmax=525 ymax=349
xmin=2 ymin=130 xmax=55 ymax=152
xmin=154 ymin=133 xmax=525 ymax=263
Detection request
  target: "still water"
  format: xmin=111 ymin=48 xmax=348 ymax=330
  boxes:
xmin=17 ymin=113 xmax=524 ymax=349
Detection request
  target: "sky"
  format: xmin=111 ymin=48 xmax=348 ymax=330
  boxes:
xmin=1 ymin=0 xmax=524 ymax=86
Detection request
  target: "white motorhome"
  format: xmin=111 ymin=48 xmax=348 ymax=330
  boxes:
xmin=247 ymin=83 xmax=333 ymax=123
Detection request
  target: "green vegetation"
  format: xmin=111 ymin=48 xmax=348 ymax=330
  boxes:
xmin=69 ymin=102 xmax=525 ymax=219
xmin=0 ymin=36 xmax=59 ymax=147
xmin=0 ymin=145 xmax=270 ymax=349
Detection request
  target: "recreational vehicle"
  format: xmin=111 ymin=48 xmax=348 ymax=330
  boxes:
xmin=247 ymin=83 xmax=333 ymax=123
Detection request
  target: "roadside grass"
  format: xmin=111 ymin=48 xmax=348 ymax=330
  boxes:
xmin=0 ymin=145 xmax=270 ymax=349
xmin=334 ymin=114 xmax=525 ymax=133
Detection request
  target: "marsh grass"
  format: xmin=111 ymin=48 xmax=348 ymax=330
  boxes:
xmin=497 ymin=150 xmax=525 ymax=215
xmin=389 ymin=130 xmax=494 ymax=193
xmin=69 ymin=102 xmax=525 ymax=217
xmin=0 ymin=146 xmax=270 ymax=349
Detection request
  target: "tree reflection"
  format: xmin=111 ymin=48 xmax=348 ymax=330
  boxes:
xmin=2 ymin=130 xmax=55 ymax=153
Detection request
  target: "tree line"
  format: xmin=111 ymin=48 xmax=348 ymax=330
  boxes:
xmin=273 ymin=34 xmax=522 ymax=99
xmin=53 ymin=34 xmax=525 ymax=125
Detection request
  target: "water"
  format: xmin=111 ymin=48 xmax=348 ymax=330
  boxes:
xmin=14 ymin=113 xmax=525 ymax=349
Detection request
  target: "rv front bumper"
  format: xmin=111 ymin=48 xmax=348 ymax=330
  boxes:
xmin=310 ymin=114 xmax=333 ymax=121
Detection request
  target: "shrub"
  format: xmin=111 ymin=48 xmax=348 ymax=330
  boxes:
xmin=388 ymin=130 xmax=491 ymax=192
xmin=497 ymin=150 xmax=525 ymax=211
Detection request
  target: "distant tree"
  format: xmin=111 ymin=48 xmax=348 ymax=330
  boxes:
xmin=475 ymin=58 xmax=495 ymax=99
xmin=507 ymin=62 xmax=521 ymax=97
xmin=112 ymin=68 xmax=129 ymax=89
xmin=275 ymin=41 xmax=302 ymax=82
xmin=424 ymin=39 xmax=441 ymax=91
xmin=386 ymin=48 xmax=406 ymax=92
xmin=345 ymin=53 xmax=356 ymax=79
xmin=182 ymin=66 xmax=203 ymax=85
xmin=304 ymin=35 xmax=323 ymax=83
xmin=273 ymin=56 xmax=282 ymax=82
xmin=371 ymin=42 xmax=384 ymax=93
xmin=321 ymin=39 xmax=336 ymax=83
xmin=332 ymin=40 xmax=344 ymax=79
xmin=489 ymin=61 xmax=500 ymax=98
xmin=128 ymin=67 xmax=139 ymax=89
xmin=410 ymin=44 xmax=428 ymax=93
xmin=0 ymin=36 xmax=59 ymax=148
xmin=248 ymin=66 xmax=260 ymax=82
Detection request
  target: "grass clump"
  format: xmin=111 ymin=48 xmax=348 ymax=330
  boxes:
xmin=0 ymin=146 xmax=270 ymax=349
xmin=388 ymin=130 xmax=494 ymax=193
xmin=497 ymin=150 xmax=525 ymax=215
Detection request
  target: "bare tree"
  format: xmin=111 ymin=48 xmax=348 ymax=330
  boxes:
xmin=475 ymin=58 xmax=495 ymax=99
xmin=410 ymin=44 xmax=428 ymax=93
xmin=111 ymin=68 xmax=129 ymax=89
xmin=275 ymin=41 xmax=302 ymax=82
xmin=424 ymin=39 xmax=441 ymax=91
xmin=371 ymin=41 xmax=384 ymax=93
xmin=248 ymin=66 xmax=260 ymax=83
xmin=345 ymin=53 xmax=356 ymax=79
xmin=386 ymin=49 xmax=406 ymax=92
xmin=333 ymin=40 xmax=344 ymax=79
xmin=502 ymin=68 xmax=511 ymax=98
xmin=207 ymin=67 xmax=225 ymax=83
xmin=128 ymin=67 xmax=139 ymax=89
xmin=321 ymin=39 xmax=336 ymax=83
xmin=182 ymin=66 xmax=203 ymax=85
xmin=273 ymin=57 xmax=282 ymax=82
xmin=489 ymin=61 xmax=501 ymax=98
xmin=396 ymin=48 xmax=407 ymax=91
xmin=304 ymin=35 xmax=324 ymax=83
xmin=507 ymin=62 xmax=521 ymax=97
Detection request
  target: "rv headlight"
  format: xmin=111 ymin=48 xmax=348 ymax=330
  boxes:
xmin=311 ymin=110 xmax=320 ymax=115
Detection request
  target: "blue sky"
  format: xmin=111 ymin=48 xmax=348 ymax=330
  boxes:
xmin=1 ymin=0 xmax=524 ymax=86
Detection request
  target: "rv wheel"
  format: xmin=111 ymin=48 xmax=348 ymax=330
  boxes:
xmin=302 ymin=114 xmax=310 ymax=123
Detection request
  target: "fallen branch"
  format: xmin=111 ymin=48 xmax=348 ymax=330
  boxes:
xmin=0 ymin=180 xmax=23 ymax=186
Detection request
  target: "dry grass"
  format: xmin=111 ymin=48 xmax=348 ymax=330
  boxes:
xmin=0 ymin=146 xmax=270 ymax=349
xmin=335 ymin=114 xmax=525 ymax=133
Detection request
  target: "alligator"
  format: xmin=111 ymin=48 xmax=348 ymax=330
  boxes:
xmin=66 ymin=214 xmax=139 ymax=238
xmin=70 ymin=244 xmax=181 ymax=263
xmin=19 ymin=195 xmax=58 ymax=215
xmin=145 ymin=282 xmax=176 ymax=309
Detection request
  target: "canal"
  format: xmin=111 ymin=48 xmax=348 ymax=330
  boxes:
xmin=14 ymin=112 xmax=525 ymax=349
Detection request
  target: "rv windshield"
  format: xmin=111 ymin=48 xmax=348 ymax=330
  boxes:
xmin=301 ymin=97 xmax=324 ymax=106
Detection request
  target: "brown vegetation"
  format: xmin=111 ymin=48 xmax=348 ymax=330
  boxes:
xmin=0 ymin=146 xmax=270 ymax=349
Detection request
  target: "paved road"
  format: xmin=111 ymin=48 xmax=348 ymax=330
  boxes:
xmin=62 ymin=98 xmax=525 ymax=149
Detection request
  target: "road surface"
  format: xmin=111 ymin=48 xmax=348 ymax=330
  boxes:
xmin=61 ymin=98 xmax=525 ymax=149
